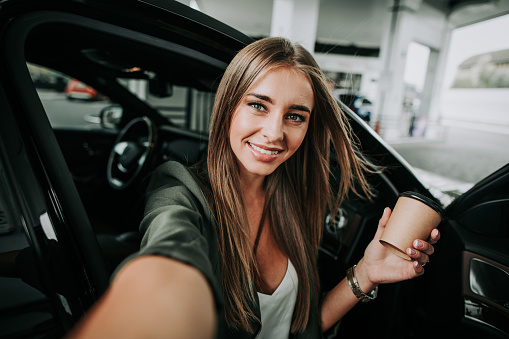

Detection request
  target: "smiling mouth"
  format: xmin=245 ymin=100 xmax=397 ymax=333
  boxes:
xmin=248 ymin=142 xmax=281 ymax=155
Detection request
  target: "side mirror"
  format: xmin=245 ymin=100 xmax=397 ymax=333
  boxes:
xmin=100 ymin=106 xmax=123 ymax=129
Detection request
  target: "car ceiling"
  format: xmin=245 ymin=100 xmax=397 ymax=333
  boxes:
xmin=24 ymin=21 xmax=228 ymax=92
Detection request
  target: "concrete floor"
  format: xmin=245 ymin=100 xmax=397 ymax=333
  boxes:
xmin=388 ymin=124 xmax=509 ymax=205
xmin=390 ymin=125 xmax=508 ymax=184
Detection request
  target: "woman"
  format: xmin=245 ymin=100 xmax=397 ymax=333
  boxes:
xmin=68 ymin=37 xmax=440 ymax=339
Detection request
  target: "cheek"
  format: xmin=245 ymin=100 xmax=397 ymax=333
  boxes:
xmin=288 ymin=127 xmax=309 ymax=152
xmin=230 ymin=110 xmax=255 ymax=141
xmin=229 ymin=111 xmax=247 ymax=149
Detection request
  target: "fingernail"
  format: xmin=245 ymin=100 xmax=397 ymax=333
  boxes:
xmin=407 ymin=248 xmax=416 ymax=255
xmin=414 ymin=240 xmax=423 ymax=249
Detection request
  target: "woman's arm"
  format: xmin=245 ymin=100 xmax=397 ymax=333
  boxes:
xmin=320 ymin=257 xmax=378 ymax=331
xmin=320 ymin=208 xmax=440 ymax=332
xmin=66 ymin=255 xmax=216 ymax=339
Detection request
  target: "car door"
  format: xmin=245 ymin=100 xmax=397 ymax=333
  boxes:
xmin=0 ymin=10 xmax=112 ymax=339
xmin=386 ymin=163 xmax=509 ymax=339
xmin=0 ymin=66 xmax=109 ymax=338
xmin=0 ymin=1 xmax=252 ymax=337
xmin=428 ymin=164 xmax=509 ymax=338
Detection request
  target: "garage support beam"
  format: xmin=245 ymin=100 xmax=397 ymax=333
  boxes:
xmin=270 ymin=0 xmax=320 ymax=55
xmin=377 ymin=0 xmax=424 ymax=139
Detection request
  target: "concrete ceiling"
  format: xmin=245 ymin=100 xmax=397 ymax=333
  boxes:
xmin=185 ymin=0 xmax=509 ymax=50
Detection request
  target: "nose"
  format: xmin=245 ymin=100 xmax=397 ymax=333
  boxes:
xmin=262 ymin=113 xmax=284 ymax=143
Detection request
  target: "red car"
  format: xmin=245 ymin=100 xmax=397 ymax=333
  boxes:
xmin=65 ymin=78 xmax=105 ymax=100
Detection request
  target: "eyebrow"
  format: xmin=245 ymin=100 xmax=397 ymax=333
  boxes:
xmin=247 ymin=93 xmax=311 ymax=113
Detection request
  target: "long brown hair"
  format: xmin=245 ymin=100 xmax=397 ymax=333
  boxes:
xmin=206 ymin=37 xmax=374 ymax=333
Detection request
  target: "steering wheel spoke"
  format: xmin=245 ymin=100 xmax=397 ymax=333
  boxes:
xmin=112 ymin=141 xmax=129 ymax=156
xmin=107 ymin=117 xmax=156 ymax=189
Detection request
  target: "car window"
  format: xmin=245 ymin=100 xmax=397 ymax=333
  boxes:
xmin=29 ymin=63 xmax=112 ymax=130
xmin=30 ymin=63 xmax=213 ymax=133
xmin=117 ymin=78 xmax=214 ymax=133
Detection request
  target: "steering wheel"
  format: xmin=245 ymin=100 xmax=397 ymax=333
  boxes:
xmin=107 ymin=117 xmax=157 ymax=189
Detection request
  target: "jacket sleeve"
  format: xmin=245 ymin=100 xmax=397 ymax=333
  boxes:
xmin=115 ymin=162 xmax=223 ymax=309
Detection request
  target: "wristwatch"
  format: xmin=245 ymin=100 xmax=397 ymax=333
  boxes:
xmin=347 ymin=265 xmax=378 ymax=302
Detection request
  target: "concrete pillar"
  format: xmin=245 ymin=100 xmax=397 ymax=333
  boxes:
xmin=128 ymin=79 xmax=147 ymax=100
xmin=417 ymin=47 xmax=439 ymax=135
xmin=270 ymin=0 xmax=320 ymax=54
xmin=425 ymin=21 xmax=454 ymax=139
xmin=377 ymin=0 xmax=423 ymax=139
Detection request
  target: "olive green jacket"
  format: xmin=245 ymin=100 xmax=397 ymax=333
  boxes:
xmin=123 ymin=161 xmax=339 ymax=338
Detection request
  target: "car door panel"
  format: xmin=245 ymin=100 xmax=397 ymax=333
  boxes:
xmin=427 ymin=165 xmax=509 ymax=338
xmin=463 ymin=252 xmax=509 ymax=335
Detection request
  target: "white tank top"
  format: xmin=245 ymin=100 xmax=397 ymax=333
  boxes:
xmin=256 ymin=260 xmax=299 ymax=339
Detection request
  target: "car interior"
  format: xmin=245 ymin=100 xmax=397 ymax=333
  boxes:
xmin=1 ymin=6 xmax=508 ymax=339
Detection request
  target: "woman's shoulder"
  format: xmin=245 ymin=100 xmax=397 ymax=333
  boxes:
xmin=149 ymin=161 xmax=203 ymax=189
xmin=147 ymin=160 xmax=211 ymax=208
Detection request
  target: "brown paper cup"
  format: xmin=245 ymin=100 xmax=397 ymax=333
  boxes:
xmin=380 ymin=192 xmax=443 ymax=260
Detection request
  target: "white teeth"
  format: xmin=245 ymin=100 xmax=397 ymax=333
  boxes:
xmin=249 ymin=143 xmax=279 ymax=155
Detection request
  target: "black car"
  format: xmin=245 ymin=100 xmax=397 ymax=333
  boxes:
xmin=0 ymin=0 xmax=508 ymax=338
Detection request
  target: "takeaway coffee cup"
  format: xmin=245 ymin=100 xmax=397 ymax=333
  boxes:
xmin=379 ymin=191 xmax=444 ymax=260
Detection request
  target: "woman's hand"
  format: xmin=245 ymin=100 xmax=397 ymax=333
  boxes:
xmin=321 ymin=207 xmax=441 ymax=331
xmin=356 ymin=207 xmax=441 ymax=289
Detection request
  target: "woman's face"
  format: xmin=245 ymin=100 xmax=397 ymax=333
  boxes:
xmin=229 ymin=67 xmax=314 ymax=180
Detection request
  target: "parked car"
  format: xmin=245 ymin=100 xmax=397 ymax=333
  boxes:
xmin=65 ymin=79 xmax=105 ymax=101
xmin=0 ymin=1 xmax=507 ymax=338
xmin=339 ymin=94 xmax=373 ymax=123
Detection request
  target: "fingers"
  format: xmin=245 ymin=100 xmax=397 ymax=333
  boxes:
xmin=428 ymin=229 xmax=441 ymax=245
xmin=374 ymin=208 xmax=391 ymax=239
xmin=406 ymin=247 xmax=429 ymax=266
xmin=406 ymin=239 xmax=434 ymax=266
xmin=380 ymin=207 xmax=391 ymax=226
xmin=412 ymin=260 xmax=425 ymax=275
xmin=413 ymin=239 xmax=434 ymax=255
xmin=407 ymin=230 xmax=440 ymax=267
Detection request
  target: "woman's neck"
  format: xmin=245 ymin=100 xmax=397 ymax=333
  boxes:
xmin=238 ymin=175 xmax=266 ymax=240
xmin=239 ymin=172 xmax=265 ymax=200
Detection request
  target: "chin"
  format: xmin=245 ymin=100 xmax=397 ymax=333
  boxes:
xmin=243 ymin=162 xmax=281 ymax=178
